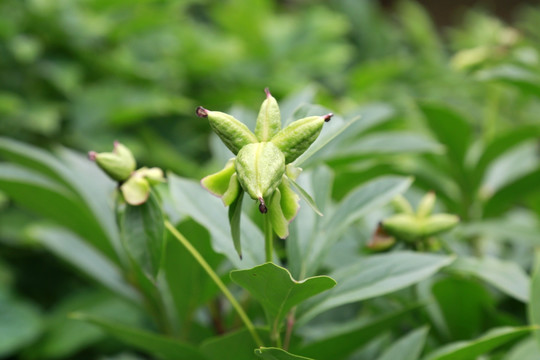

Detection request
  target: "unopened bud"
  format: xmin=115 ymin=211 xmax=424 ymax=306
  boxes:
xmin=89 ymin=142 xmax=136 ymax=182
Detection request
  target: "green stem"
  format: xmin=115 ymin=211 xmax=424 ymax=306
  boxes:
xmin=165 ymin=220 xmax=263 ymax=347
xmin=264 ymin=213 xmax=273 ymax=263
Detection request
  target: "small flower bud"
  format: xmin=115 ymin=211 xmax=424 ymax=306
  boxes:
xmin=89 ymin=141 xmax=136 ymax=182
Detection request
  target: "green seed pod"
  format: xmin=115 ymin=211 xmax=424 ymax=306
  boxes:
xmin=197 ymin=107 xmax=258 ymax=155
xmin=417 ymin=191 xmax=436 ymax=218
xmin=382 ymin=213 xmax=422 ymax=242
xmin=235 ymin=142 xmax=286 ymax=211
xmin=89 ymin=141 xmax=136 ymax=182
xmin=271 ymin=113 xmax=333 ymax=163
xmin=278 ymin=177 xmax=300 ymax=221
xmin=422 ymin=214 xmax=459 ymax=237
xmin=392 ymin=195 xmax=414 ymax=215
xmin=255 ymin=88 xmax=281 ymax=141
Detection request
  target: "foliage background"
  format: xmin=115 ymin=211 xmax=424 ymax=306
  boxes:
xmin=1 ymin=0 xmax=540 ymax=359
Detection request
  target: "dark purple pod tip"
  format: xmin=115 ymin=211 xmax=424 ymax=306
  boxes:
xmin=196 ymin=106 xmax=208 ymax=118
xmin=264 ymin=87 xmax=271 ymax=97
xmin=323 ymin=113 xmax=334 ymax=122
xmin=258 ymin=197 xmax=268 ymax=214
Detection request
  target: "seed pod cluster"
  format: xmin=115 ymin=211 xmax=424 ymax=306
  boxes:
xmin=375 ymin=192 xmax=459 ymax=251
xmin=199 ymin=88 xmax=332 ymax=248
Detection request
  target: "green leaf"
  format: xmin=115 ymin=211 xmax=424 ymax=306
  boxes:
xmin=163 ymin=220 xmax=222 ymax=333
xmin=287 ymin=167 xmax=333 ymax=279
xmin=228 ymin=190 xmax=244 ymax=259
xmin=0 ymin=139 xmax=122 ymax=260
xmin=0 ymin=288 xmax=42 ymax=358
xmin=299 ymin=176 xmax=411 ymax=275
xmin=168 ymin=174 xmax=265 ymax=269
xmin=476 ymin=65 xmax=540 ymax=96
xmin=201 ymin=328 xmax=270 ymax=360
xmin=472 ymin=124 xmax=540 ymax=189
xmin=255 ymin=347 xmax=312 ymax=360
xmin=377 ymin=326 xmax=429 ymax=360
xmin=0 ymin=163 xmax=118 ymax=260
xmin=484 ymin=168 xmax=540 ymax=217
xmin=26 ymin=225 xmax=140 ymax=303
xmin=25 ymin=290 xmax=142 ymax=359
xmin=71 ymin=313 xmax=206 ymax=360
xmin=293 ymin=112 xmax=360 ymax=167
xmin=504 ymin=337 xmax=540 ymax=360
xmin=230 ymin=263 xmax=336 ymax=336
xmin=423 ymin=326 xmax=533 ymax=360
xmin=418 ymin=102 xmax=472 ymax=166
xmin=120 ymin=191 xmax=165 ymax=279
xmin=448 ymin=256 xmax=530 ymax=302
xmin=325 ymin=176 xmax=413 ymax=235
xmin=431 ymin=277 xmax=494 ymax=341
xmin=288 ymin=178 xmax=323 ymax=216
xmin=529 ymin=249 xmax=540 ymax=349
xmin=298 ymin=252 xmax=454 ymax=325
xmin=330 ymin=132 xmax=444 ymax=160
xmin=296 ymin=305 xmax=420 ymax=359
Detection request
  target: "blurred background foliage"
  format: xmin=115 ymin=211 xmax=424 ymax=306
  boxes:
xmin=1 ymin=0 xmax=540 ymax=359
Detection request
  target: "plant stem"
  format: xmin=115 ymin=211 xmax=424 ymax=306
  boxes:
xmin=165 ymin=220 xmax=263 ymax=347
xmin=263 ymin=213 xmax=273 ymax=263
xmin=283 ymin=309 xmax=296 ymax=351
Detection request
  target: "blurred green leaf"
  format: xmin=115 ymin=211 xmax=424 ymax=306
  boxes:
xmin=298 ymin=252 xmax=454 ymax=325
xmin=26 ymin=290 xmax=141 ymax=359
xmin=200 ymin=328 xmax=270 ymax=360
xmin=376 ymin=326 xmax=429 ymax=360
xmin=296 ymin=305 xmax=420 ymax=359
xmin=418 ymin=102 xmax=472 ymax=167
xmin=529 ymin=249 xmax=540 ymax=349
xmin=423 ymin=326 xmax=533 ymax=360
xmin=476 ymin=65 xmax=540 ymax=96
xmin=0 ymin=163 xmax=118 ymax=259
xmin=447 ymin=256 xmax=530 ymax=302
xmin=432 ymin=277 xmax=494 ymax=340
xmin=72 ymin=313 xmax=206 ymax=360
xmin=504 ymin=336 xmax=540 ymax=360
xmin=27 ymin=224 xmax=140 ymax=304
xmin=168 ymin=174 xmax=265 ymax=269
xmin=0 ymin=288 xmax=42 ymax=358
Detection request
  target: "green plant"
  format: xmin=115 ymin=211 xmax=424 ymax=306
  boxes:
xmin=2 ymin=1 xmax=540 ymax=359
